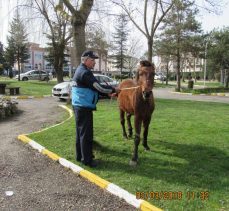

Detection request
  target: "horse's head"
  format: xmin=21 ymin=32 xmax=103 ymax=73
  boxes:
xmin=136 ymin=60 xmax=155 ymax=100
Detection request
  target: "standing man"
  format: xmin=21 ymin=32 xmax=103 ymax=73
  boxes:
xmin=72 ymin=50 xmax=119 ymax=168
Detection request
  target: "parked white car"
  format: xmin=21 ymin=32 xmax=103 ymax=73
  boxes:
xmin=52 ymin=74 xmax=119 ymax=100
xmin=154 ymin=72 xmax=166 ymax=81
xmin=15 ymin=70 xmax=51 ymax=81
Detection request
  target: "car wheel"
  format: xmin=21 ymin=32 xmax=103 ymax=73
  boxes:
xmin=44 ymin=77 xmax=49 ymax=82
xmin=59 ymin=98 xmax=67 ymax=102
xmin=22 ymin=77 xmax=28 ymax=81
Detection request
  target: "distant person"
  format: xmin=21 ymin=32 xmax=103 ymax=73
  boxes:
xmin=72 ymin=50 xmax=120 ymax=168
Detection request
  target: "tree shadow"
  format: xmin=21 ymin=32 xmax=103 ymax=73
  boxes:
xmin=93 ymin=139 xmax=229 ymax=190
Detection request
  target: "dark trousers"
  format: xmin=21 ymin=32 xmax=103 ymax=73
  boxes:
xmin=73 ymin=107 xmax=93 ymax=164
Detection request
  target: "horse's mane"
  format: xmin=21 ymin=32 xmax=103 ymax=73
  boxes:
xmin=139 ymin=60 xmax=153 ymax=67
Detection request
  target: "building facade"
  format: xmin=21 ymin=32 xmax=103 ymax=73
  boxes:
xmin=22 ymin=43 xmax=45 ymax=72
xmin=22 ymin=43 xmax=108 ymax=76
xmin=157 ymin=54 xmax=204 ymax=74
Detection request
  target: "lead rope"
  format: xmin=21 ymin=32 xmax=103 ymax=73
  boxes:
xmin=120 ymin=86 xmax=140 ymax=91
xmin=110 ymin=86 xmax=140 ymax=104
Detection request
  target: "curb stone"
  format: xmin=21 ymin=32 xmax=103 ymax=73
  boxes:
xmin=2 ymin=95 xmax=52 ymax=100
xmin=17 ymin=105 xmax=162 ymax=211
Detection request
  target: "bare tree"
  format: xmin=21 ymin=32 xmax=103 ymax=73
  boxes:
xmin=111 ymin=0 xmax=174 ymax=62
xmin=29 ymin=0 xmax=72 ymax=83
xmin=62 ymin=0 xmax=94 ymax=67
xmin=126 ymin=37 xmax=142 ymax=77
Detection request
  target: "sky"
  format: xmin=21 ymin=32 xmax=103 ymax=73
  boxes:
xmin=1 ymin=0 xmax=229 ymax=48
xmin=197 ymin=1 xmax=229 ymax=33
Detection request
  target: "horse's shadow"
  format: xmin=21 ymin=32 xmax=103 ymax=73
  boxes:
xmin=93 ymin=139 xmax=228 ymax=190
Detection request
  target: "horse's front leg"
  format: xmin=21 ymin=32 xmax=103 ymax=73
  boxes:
xmin=120 ymin=109 xmax=128 ymax=139
xmin=126 ymin=113 xmax=132 ymax=138
xmin=130 ymin=116 xmax=142 ymax=166
xmin=142 ymin=117 xmax=151 ymax=151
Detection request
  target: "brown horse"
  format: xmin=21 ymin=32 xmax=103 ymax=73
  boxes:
xmin=117 ymin=60 xmax=155 ymax=166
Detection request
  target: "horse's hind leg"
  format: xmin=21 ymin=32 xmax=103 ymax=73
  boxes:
xmin=126 ymin=113 xmax=132 ymax=138
xmin=142 ymin=118 xmax=151 ymax=151
xmin=130 ymin=117 xmax=142 ymax=166
xmin=120 ymin=109 xmax=128 ymax=139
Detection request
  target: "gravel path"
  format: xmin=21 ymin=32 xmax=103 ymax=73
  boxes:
xmin=0 ymin=97 xmax=136 ymax=211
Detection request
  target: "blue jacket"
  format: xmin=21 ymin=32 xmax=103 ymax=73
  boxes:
xmin=72 ymin=87 xmax=98 ymax=109
xmin=72 ymin=64 xmax=114 ymax=110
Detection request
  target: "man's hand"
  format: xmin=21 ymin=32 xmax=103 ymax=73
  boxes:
xmin=109 ymin=87 xmax=121 ymax=98
xmin=115 ymin=87 xmax=121 ymax=94
xmin=109 ymin=93 xmax=118 ymax=98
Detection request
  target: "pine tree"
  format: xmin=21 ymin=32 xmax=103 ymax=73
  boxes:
xmin=208 ymin=28 xmax=229 ymax=87
xmin=5 ymin=12 xmax=29 ymax=81
xmin=111 ymin=13 xmax=129 ymax=75
xmin=86 ymin=27 xmax=109 ymax=72
xmin=0 ymin=42 xmax=5 ymax=75
xmin=44 ymin=24 xmax=70 ymax=79
xmin=159 ymin=0 xmax=202 ymax=91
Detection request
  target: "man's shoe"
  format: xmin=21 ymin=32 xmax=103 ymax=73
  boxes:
xmin=76 ymin=157 xmax=82 ymax=162
xmin=85 ymin=160 xmax=98 ymax=168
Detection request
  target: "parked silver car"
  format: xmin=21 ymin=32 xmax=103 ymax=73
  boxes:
xmin=15 ymin=70 xmax=51 ymax=81
xmin=155 ymin=72 xmax=166 ymax=81
xmin=52 ymin=74 xmax=119 ymax=100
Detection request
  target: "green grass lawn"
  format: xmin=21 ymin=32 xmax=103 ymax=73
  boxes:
xmin=193 ymin=81 xmax=222 ymax=87
xmin=0 ymin=79 xmax=57 ymax=96
xmin=170 ymin=80 xmax=223 ymax=89
xmin=180 ymin=80 xmax=222 ymax=87
xmin=28 ymin=99 xmax=228 ymax=211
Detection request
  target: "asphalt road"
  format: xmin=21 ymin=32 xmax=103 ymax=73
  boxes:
xmin=154 ymin=88 xmax=229 ymax=104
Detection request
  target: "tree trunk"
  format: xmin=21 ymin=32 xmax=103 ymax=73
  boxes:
xmin=62 ymin=0 xmax=95 ymax=69
xmin=176 ymin=49 xmax=181 ymax=92
xmin=56 ymin=68 xmax=64 ymax=83
xmin=54 ymin=53 xmax=65 ymax=83
xmin=147 ymin=38 xmax=153 ymax=63
xmin=193 ymin=58 xmax=197 ymax=82
xmin=224 ymin=69 xmax=229 ymax=88
xmin=220 ymin=69 xmax=224 ymax=84
xmin=72 ymin=23 xmax=86 ymax=67
xmin=17 ymin=56 xmax=21 ymax=81
xmin=166 ymin=61 xmax=169 ymax=85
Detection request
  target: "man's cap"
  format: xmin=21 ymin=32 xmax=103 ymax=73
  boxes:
xmin=81 ymin=50 xmax=99 ymax=59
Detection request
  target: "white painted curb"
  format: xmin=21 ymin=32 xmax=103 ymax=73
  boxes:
xmin=107 ymin=183 xmax=142 ymax=208
xmin=28 ymin=140 xmax=45 ymax=152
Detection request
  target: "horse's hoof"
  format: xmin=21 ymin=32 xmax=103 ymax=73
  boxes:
xmin=129 ymin=160 xmax=137 ymax=166
xmin=123 ymin=135 xmax=128 ymax=140
xmin=143 ymin=145 xmax=150 ymax=151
